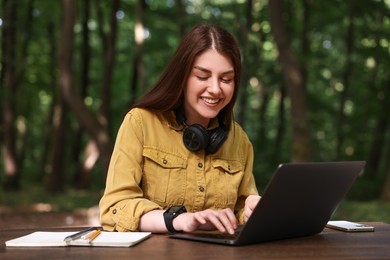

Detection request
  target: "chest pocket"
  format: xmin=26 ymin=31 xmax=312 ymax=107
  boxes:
xmin=211 ymin=159 xmax=244 ymax=209
xmin=142 ymin=147 xmax=187 ymax=205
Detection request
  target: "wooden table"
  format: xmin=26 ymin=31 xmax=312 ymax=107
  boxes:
xmin=1 ymin=222 xmax=389 ymax=259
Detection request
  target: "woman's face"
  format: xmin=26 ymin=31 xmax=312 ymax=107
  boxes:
xmin=183 ymin=49 xmax=235 ymax=127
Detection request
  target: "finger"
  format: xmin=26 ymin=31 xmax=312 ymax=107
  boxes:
xmin=224 ymin=208 xmax=238 ymax=229
xmin=205 ymin=210 xmax=227 ymax=233
xmin=193 ymin=212 xmax=207 ymax=225
xmin=244 ymin=207 xmax=251 ymax=223
xmin=195 ymin=209 xmax=227 ymax=233
xmin=244 ymin=204 xmax=253 ymax=223
xmin=244 ymin=196 xmax=261 ymax=223
xmin=221 ymin=209 xmax=238 ymax=234
xmin=246 ymin=195 xmax=261 ymax=210
xmin=209 ymin=209 xmax=236 ymax=234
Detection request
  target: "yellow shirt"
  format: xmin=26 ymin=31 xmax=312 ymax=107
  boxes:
xmin=99 ymin=108 xmax=258 ymax=232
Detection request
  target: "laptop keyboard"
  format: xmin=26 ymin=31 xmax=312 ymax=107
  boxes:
xmin=188 ymin=225 xmax=244 ymax=240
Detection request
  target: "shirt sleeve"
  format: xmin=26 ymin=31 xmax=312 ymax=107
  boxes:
xmin=99 ymin=110 xmax=162 ymax=232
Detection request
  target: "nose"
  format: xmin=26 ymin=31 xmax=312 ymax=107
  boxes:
xmin=208 ymin=77 xmax=222 ymax=94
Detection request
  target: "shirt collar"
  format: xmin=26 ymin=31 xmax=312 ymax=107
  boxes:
xmin=165 ymin=110 xmax=219 ymax=131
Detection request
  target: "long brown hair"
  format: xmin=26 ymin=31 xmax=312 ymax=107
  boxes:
xmin=133 ymin=23 xmax=241 ymax=130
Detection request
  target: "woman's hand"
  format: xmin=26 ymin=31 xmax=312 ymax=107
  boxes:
xmin=244 ymin=195 xmax=261 ymax=223
xmin=174 ymin=208 xmax=238 ymax=234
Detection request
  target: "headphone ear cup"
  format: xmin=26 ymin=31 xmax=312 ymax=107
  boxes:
xmin=183 ymin=124 xmax=210 ymax=152
xmin=207 ymin=128 xmax=227 ymax=154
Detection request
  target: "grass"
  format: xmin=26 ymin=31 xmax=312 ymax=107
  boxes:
xmin=1 ymin=186 xmax=389 ymax=224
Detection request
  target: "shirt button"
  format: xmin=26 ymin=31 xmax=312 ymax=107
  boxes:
xmin=163 ymin=159 xmax=168 ymax=164
xmin=112 ymin=209 xmax=117 ymax=214
xmin=198 ymin=162 xmax=203 ymax=168
xmin=199 ymin=186 xmax=205 ymax=192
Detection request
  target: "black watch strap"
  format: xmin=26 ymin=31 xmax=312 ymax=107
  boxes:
xmin=164 ymin=215 xmax=177 ymax=233
xmin=163 ymin=206 xmax=186 ymax=233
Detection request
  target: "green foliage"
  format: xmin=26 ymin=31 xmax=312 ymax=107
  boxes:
xmin=1 ymin=0 xmax=390 ymax=207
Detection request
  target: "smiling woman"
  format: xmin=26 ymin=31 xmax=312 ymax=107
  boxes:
xmin=99 ymin=23 xmax=260 ymax=235
xmin=183 ymin=49 xmax=235 ymax=127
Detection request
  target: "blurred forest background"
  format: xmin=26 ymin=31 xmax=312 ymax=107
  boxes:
xmin=1 ymin=0 xmax=390 ymax=226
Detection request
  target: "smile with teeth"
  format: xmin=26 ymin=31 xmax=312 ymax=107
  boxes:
xmin=202 ymin=97 xmax=220 ymax=104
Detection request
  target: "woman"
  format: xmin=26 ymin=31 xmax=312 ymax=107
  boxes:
xmin=99 ymin=23 xmax=260 ymax=234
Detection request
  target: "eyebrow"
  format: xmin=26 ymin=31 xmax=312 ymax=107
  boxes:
xmin=193 ymin=65 xmax=234 ymax=75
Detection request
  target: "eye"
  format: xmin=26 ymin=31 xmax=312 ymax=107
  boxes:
xmin=196 ymin=76 xmax=208 ymax=81
xmin=221 ymin=78 xmax=233 ymax=84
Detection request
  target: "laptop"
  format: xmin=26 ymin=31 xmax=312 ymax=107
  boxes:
xmin=170 ymin=161 xmax=366 ymax=245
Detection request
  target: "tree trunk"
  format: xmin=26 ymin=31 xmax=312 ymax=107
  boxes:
xmin=236 ymin=0 xmax=253 ymax=127
xmin=380 ymin=139 xmax=390 ymax=201
xmin=336 ymin=4 xmax=355 ymax=159
xmin=100 ymin=0 xmax=119 ymax=124
xmin=272 ymin=84 xmax=287 ymax=163
xmin=76 ymin=0 xmax=119 ymax=188
xmin=268 ymin=0 xmax=312 ymax=162
xmin=73 ymin=0 xmax=91 ymax=189
xmin=59 ymin=0 xmax=112 ymax=176
xmin=95 ymin=0 xmax=107 ymax=52
xmin=12 ymin=0 xmax=35 ymax=176
xmin=256 ymin=30 xmax=269 ymax=147
xmin=1 ymin=0 xmax=20 ymax=190
xmin=46 ymin=95 xmax=67 ymax=193
xmin=46 ymin=1 xmax=74 ymax=193
xmin=41 ymin=21 xmax=57 ymax=183
xmin=365 ymin=13 xmax=386 ymax=179
xmin=366 ymin=106 xmax=388 ymax=179
xmin=175 ymin=0 xmax=186 ymax=37
xmin=130 ymin=0 xmax=145 ymax=106
xmin=300 ymin=0 xmax=311 ymax=90
xmin=379 ymin=77 xmax=390 ymax=201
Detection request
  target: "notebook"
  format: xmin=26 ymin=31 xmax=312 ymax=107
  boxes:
xmin=170 ymin=161 xmax=366 ymax=245
xmin=5 ymin=231 xmax=151 ymax=247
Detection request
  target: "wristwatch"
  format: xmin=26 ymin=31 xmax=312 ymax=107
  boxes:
xmin=163 ymin=205 xmax=187 ymax=233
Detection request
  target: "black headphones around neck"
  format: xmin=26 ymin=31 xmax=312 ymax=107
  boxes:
xmin=175 ymin=110 xmax=227 ymax=154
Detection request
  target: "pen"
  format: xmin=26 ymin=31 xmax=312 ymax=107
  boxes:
xmin=81 ymin=230 xmax=95 ymax=240
xmin=63 ymin=227 xmax=98 ymax=244
xmin=84 ymin=229 xmax=101 ymax=242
